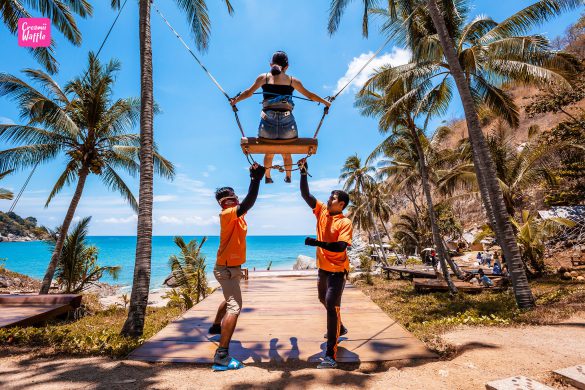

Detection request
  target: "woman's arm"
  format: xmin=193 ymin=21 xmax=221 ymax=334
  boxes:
xmin=292 ymin=78 xmax=331 ymax=107
xmin=230 ymin=74 xmax=265 ymax=106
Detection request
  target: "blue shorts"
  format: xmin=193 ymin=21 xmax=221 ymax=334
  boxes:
xmin=258 ymin=110 xmax=298 ymax=140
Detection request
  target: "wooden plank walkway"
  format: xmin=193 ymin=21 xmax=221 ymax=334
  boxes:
xmin=0 ymin=294 xmax=82 ymax=328
xmin=130 ymin=276 xmax=436 ymax=364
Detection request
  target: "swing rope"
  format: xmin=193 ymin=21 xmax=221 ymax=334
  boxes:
xmin=7 ymin=0 xmax=130 ymax=213
xmin=153 ymin=0 xmax=401 ymax=172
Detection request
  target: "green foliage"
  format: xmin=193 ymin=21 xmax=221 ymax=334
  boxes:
xmin=52 ymin=217 xmax=121 ymax=293
xmin=164 ymin=236 xmax=209 ymax=310
xmin=0 ymin=306 xmax=181 ymax=357
xmin=406 ymin=256 xmax=423 ymax=266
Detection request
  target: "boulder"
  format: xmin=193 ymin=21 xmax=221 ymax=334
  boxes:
xmin=563 ymin=272 xmax=572 ymax=280
xmin=0 ymin=276 xmax=12 ymax=288
xmin=347 ymin=235 xmax=368 ymax=268
xmin=12 ymin=277 xmax=22 ymax=287
xmin=293 ymin=255 xmax=316 ymax=270
xmin=163 ymin=273 xmax=180 ymax=288
xmin=577 ymin=276 xmax=585 ymax=282
xmin=570 ymin=271 xmax=579 ymax=278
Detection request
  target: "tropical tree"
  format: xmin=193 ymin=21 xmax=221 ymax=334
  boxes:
xmin=120 ymin=0 xmax=234 ymax=337
xmin=0 ymin=0 xmax=93 ymax=74
xmin=340 ymin=155 xmax=389 ymax=266
xmin=330 ymin=0 xmax=583 ymax=308
xmin=165 ymin=236 xmax=209 ymax=310
xmin=52 ymin=216 xmax=121 ymax=293
xmin=0 ymin=170 xmax=14 ymax=200
xmin=0 ymin=52 xmax=174 ymax=294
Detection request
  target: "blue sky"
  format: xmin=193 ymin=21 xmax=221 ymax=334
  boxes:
xmin=0 ymin=1 xmax=581 ymax=236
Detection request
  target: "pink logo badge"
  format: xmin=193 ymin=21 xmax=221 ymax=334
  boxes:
xmin=18 ymin=18 xmax=51 ymax=47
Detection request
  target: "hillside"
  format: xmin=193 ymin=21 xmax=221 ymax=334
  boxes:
xmin=0 ymin=211 xmax=50 ymax=242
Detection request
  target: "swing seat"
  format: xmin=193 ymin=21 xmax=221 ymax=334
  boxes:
xmin=240 ymin=137 xmax=318 ymax=155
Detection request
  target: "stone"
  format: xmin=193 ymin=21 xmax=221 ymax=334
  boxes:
xmin=571 ymin=271 xmax=579 ymax=278
xmin=12 ymin=278 xmax=22 ymax=286
xmin=163 ymin=273 xmax=180 ymax=288
xmin=293 ymin=255 xmax=316 ymax=270
xmin=577 ymin=276 xmax=585 ymax=282
xmin=554 ymin=364 xmax=585 ymax=390
xmin=485 ymin=376 xmax=554 ymax=390
xmin=563 ymin=272 xmax=573 ymax=280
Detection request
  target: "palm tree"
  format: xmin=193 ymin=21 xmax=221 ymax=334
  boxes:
xmin=357 ymin=80 xmax=462 ymax=292
xmin=52 ymin=216 xmax=121 ymax=293
xmin=0 ymin=170 xmax=14 ymax=200
xmin=330 ymin=0 xmax=583 ymax=308
xmin=0 ymin=0 xmax=93 ymax=74
xmin=120 ymin=0 xmax=234 ymax=337
xmin=340 ymin=155 xmax=389 ymax=266
xmin=0 ymin=52 xmax=174 ymax=294
xmin=167 ymin=236 xmax=209 ymax=309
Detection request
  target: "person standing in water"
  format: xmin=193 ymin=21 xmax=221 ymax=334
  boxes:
xmin=230 ymin=51 xmax=331 ymax=183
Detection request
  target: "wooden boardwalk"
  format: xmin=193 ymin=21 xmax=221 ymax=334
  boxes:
xmin=130 ymin=276 xmax=436 ymax=364
xmin=0 ymin=294 xmax=82 ymax=328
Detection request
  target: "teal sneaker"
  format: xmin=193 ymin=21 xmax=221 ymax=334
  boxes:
xmin=317 ymin=356 xmax=338 ymax=369
xmin=212 ymin=357 xmax=244 ymax=371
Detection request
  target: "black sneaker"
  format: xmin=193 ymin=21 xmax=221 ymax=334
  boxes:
xmin=284 ymin=176 xmax=291 ymax=183
xmin=265 ymin=177 xmax=274 ymax=184
xmin=323 ymin=325 xmax=348 ymax=339
xmin=209 ymin=324 xmax=221 ymax=335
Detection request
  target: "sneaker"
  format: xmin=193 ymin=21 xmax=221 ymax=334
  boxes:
xmin=284 ymin=176 xmax=291 ymax=183
xmin=208 ymin=324 xmax=221 ymax=335
xmin=323 ymin=325 xmax=348 ymax=339
xmin=265 ymin=177 xmax=273 ymax=184
xmin=317 ymin=356 xmax=338 ymax=369
xmin=212 ymin=356 xmax=244 ymax=371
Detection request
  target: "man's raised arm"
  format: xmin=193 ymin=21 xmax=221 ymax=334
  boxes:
xmin=237 ymin=163 xmax=265 ymax=217
xmin=298 ymin=159 xmax=317 ymax=209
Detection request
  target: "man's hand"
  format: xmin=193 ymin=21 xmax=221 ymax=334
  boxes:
xmin=250 ymin=163 xmax=265 ymax=181
xmin=298 ymin=158 xmax=308 ymax=175
xmin=305 ymin=237 xmax=318 ymax=247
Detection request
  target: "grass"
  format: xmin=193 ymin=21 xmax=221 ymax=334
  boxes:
xmin=0 ymin=298 xmax=182 ymax=358
xmin=352 ymin=274 xmax=585 ymax=356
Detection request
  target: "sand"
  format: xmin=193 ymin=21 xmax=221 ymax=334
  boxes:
xmin=1 ymin=315 xmax=583 ymax=389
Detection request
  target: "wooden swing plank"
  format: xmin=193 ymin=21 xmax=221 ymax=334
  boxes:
xmin=240 ymin=137 xmax=318 ymax=155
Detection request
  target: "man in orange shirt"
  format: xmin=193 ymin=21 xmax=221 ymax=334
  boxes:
xmin=298 ymin=159 xmax=353 ymax=369
xmin=210 ymin=163 xmax=265 ymax=371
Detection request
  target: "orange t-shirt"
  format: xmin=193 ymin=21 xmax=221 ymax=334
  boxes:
xmin=216 ymin=206 xmax=247 ymax=267
xmin=313 ymin=201 xmax=353 ymax=272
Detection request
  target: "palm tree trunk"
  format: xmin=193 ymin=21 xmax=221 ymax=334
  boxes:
xmin=122 ymin=0 xmax=155 ymax=337
xmin=408 ymin=125 xmax=458 ymax=293
xmin=39 ymin=167 xmax=90 ymax=294
xmin=361 ymin=181 xmax=389 ymax=266
xmin=426 ymin=0 xmax=534 ymax=308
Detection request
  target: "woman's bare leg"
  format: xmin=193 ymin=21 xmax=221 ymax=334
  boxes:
xmin=264 ymin=154 xmax=274 ymax=181
xmin=283 ymin=154 xmax=292 ymax=181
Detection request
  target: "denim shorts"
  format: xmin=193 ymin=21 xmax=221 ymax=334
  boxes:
xmin=258 ymin=110 xmax=298 ymax=139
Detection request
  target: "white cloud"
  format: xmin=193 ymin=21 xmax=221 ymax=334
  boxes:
xmin=153 ymin=194 xmax=177 ymax=203
xmin=157 ymin=215 xmax=219 ymax=226
xmin=309 ymin=178 xmax=342 ymax=193
xmin=171 ymin=173 xmax=214 ymax=196
xmin=334 ymin=47 xmax=411 ymax=95
xmin=0 ymin=116 xmax=15 ymax=125
xmin=102 ymin=215 xmax=137 ymax=224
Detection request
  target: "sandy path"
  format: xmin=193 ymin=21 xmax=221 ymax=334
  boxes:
xmin=1 ymin=316 xmax=583 ymax=390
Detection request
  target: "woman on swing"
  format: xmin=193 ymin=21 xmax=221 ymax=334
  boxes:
xmin=230 ymin=51 xmax=331 ymax=183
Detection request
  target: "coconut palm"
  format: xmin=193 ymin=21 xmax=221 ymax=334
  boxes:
xmin=0 ymin=0 xmax=93 ymax=74
xmin=329 ymin=0 xmax=583 ymax=308
xmin=357 ymin=82 xmax=462 ymax=292
xmin=166 ymin=236 xmax=209 ymax=309
xmin=52 ymin=216 xmax=121 ymax=293
xmin=0 ymin=52 xmax=174 ymax=294
xmin=340 ymin=155 xmax=389 ymax=266
xmin=120 ymin=0 xmax=234 ymax=337
xmin=0 ymin=170 xmax=14 ymax=200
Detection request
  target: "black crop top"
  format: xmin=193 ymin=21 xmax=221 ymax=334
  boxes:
xmin=261 ymin=73 xmax=294 ymax=101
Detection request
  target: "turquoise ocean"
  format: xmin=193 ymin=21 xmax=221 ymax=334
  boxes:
xmin=0 ymin=236 xmax=315 ymax=289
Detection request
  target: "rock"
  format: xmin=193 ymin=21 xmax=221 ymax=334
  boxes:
xmin=563 ymin=272 xmax=572 ymax=280
xmin=570 ymin=271 xmax=579 ymax=278
xmin=293 ymin=255 xmax=316 ymax=270
xmin=577 ymin=276 xmax=585 ymax=282
xmin=12 ymin=278 xmax=22 ymax=286
xmin=163 ymin=273 xmax=180 ymax=288
xmin=347 ymin=235 xmax=368 ymax=268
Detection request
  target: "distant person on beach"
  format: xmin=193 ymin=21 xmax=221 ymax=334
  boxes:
xmin=476 ymin=252 xmax=483 ymax=265
xmin=230 ymin=51 xmax=331 ymax=184
xmin=478 ymin=269 xmax=494 ymax=287
xmin=209 ymin=163 xmax=265 ymax=371
xmin=298 ymin=158 xmax=353 ymax=369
